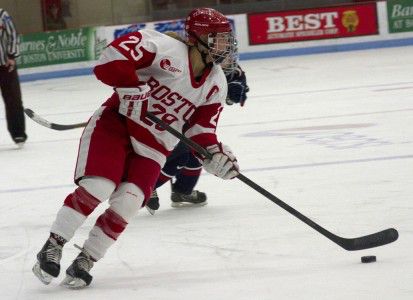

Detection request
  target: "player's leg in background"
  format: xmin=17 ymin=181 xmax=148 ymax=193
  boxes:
xmin=0 ymin=66 xmax=27 ymax=146
xmin=146 ymin=141 xmax=191 ymax=214
xmin=171 ymin=152 xmax=207 ymax=208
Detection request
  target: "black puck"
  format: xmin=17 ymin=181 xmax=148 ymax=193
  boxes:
xmin=361 ymin=255 xmax=376 ymax=263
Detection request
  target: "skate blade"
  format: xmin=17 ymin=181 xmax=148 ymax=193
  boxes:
xmin=32 ymin=262 xmax=53 ymax=285
xmin=171 ymin=201 xmax=208 ymax=208
xmin=60 ymin=275 xmax=87 ymax=289
xmin=146 ymin=206 xmax=156 ymax=215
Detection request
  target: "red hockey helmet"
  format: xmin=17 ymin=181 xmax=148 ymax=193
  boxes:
xmin=185 ymin=8 xmax=234 ymax=64
xmin=185 ymin=8 xmax=231 ymax=38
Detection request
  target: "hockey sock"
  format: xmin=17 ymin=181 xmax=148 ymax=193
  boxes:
xmin=83 ymin=209 xmax=127 ymax=260
xmin=155 ymin=172 xmax=172 ymax=189
xmin=173 ymin=168 xmax=202 ymax=194
xmin=50 ymin=187 xmax=101 ymax=241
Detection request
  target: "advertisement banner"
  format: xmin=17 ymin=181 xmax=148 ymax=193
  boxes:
xmin=16 ymin=27 xmax=97 ymax=69
xmin=248 ymin=3 xmax=378 ymax=45
xmin=387 ymin=0 xmax=413 ymax=33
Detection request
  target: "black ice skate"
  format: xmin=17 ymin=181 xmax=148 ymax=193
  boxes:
xmin=32 ymin=234 xmax=65 ymax=285
xmin=146 ymin=190 xmax=160 ymax=215
xmin=61 ymin=246 xmax=94 ymax=289
xmin=13 ymin=136 xmax=27 ymax=149
xmin=170 ymin=188 xmax=207 ymax=208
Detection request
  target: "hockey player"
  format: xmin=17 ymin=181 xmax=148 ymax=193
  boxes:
xmin=32 ymin=7 xmax=239 ymax=289
xmin=146 ymin=63 xmax=248 ymax=214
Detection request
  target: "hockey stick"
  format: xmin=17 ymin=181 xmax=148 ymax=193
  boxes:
xmin=24 ymin=107 xmax=399 ymax=250
xmin=24 ymin=108 xmax=87 ymax=130
xmin=145 ymin=111 xmax=399 ymax=251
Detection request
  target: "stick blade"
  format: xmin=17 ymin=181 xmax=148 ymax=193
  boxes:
xmin=24 ymin=108 xmax=34 ymax=118
xmin=340 ymin=228 xmax=398 ymax=251
xmin=24 ymin=108 xmax=53 ymax=129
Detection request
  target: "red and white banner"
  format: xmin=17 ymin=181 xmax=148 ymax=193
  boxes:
xmin=248 ymin=3 xmax=378 ymax=45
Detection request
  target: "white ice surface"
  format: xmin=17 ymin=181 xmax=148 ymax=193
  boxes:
xmin=0 ymin=46 xmax=412 ymax=299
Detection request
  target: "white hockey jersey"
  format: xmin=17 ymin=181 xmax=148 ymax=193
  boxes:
xmin=94 ymin=29 xmax=228 ymax=166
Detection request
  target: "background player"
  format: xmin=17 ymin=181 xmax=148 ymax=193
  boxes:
xmin=0 ymin=8 xmax=27 ymax=147
xmin=146 ymin=63 xmax=248 ymax=214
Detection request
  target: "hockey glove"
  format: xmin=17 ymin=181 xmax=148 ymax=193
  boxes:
xmin=226 ymin=66 xmax=249 ymax=106
xmin=203 ymin=143 xmax=239 ymax=180
xmin=117 ymin=84 xmax=151 ymax=121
